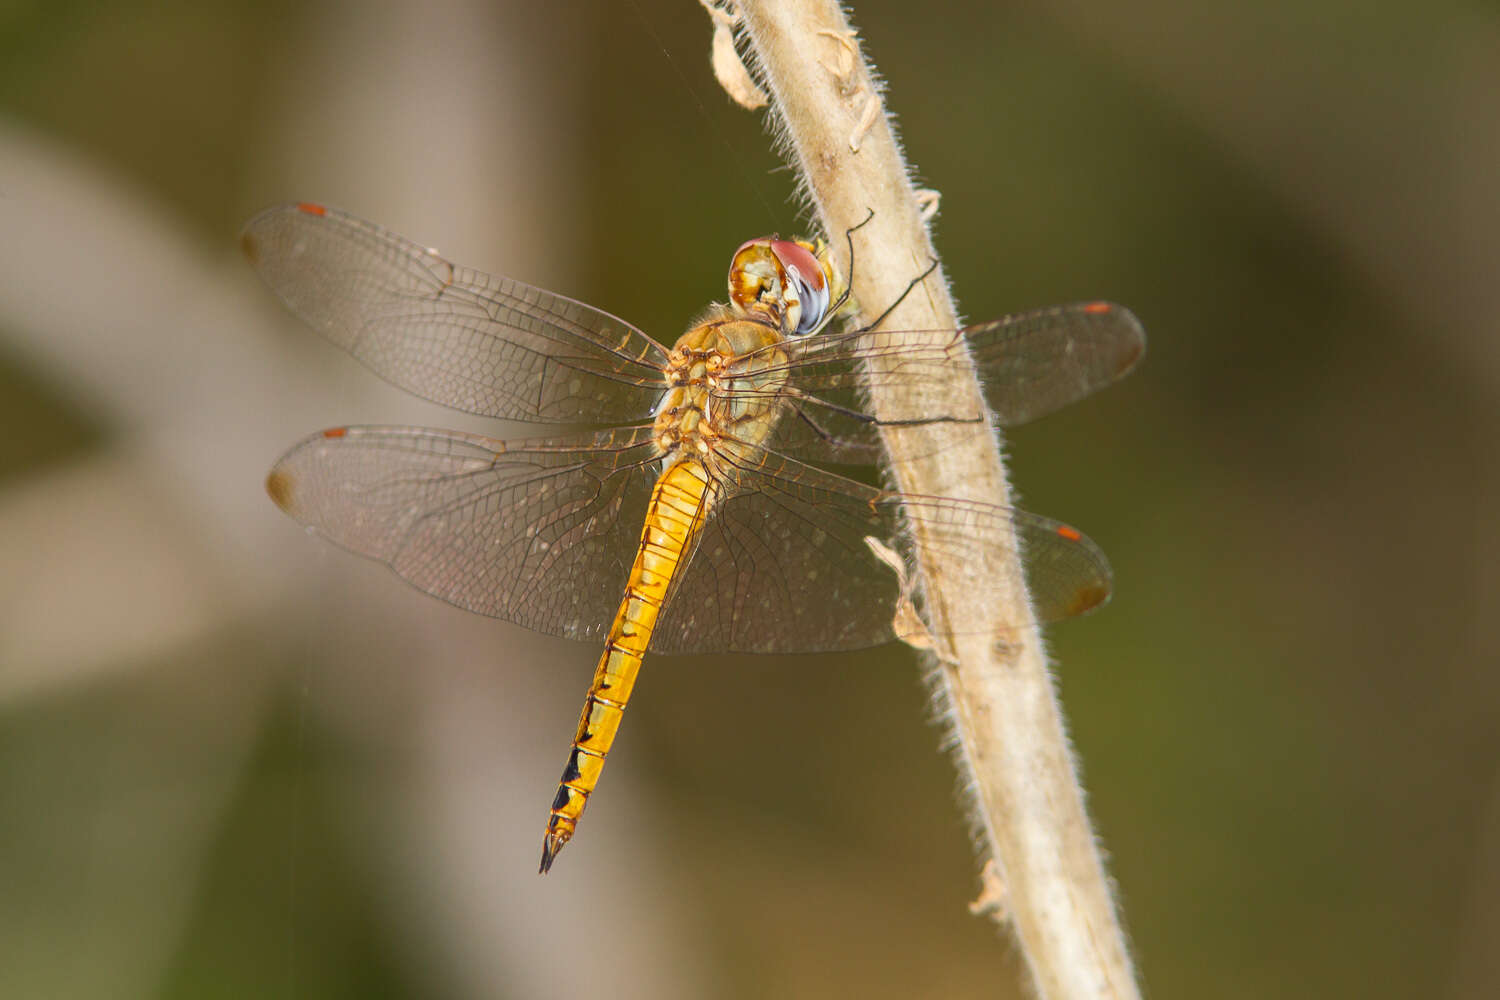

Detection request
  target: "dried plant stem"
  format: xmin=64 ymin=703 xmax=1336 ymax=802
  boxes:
xmin=731 ymin=2 xmax=1140 ymax=996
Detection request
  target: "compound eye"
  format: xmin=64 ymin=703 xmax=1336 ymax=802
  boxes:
xmin=770 ymin=241 xmax=831 ymax=336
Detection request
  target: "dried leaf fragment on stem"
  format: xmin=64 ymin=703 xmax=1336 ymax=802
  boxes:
xmin=700 ymin=0 xmax=767 ymax=110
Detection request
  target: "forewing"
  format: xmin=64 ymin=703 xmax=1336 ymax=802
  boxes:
xmin=744 ymin=302 xmax=1144 ymax=463
xmin=654 ymin=449 xmax=1113 ymax=654
xmin=267 ymin=425 xmax=659 ymax=643
xmin=242 ymin=203 xmax=669 ymax=423
xmin=966 ymin=302 xmax=1145 ymax=425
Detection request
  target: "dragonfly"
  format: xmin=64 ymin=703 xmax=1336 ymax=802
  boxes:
xmin=244 ymin=202 xmax=1144 ymax=872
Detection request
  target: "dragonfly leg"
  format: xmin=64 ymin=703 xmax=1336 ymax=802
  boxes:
xmin=859 ymin=256 xmax=941 ymax=332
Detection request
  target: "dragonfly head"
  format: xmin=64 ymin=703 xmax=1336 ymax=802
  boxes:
xmin=728 ymin=236 xmax=839 ymax=337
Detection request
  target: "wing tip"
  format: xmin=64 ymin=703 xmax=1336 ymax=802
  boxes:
xmin=1065 ymin=581 xmax=1113 ymax=618
xmin=266 ymin=427 xmax=359 ymax=515
xmin=1088 ymin=301 xmax=1147 ymax=376
xmin=265 ymin=467 xmax=296 ymax=513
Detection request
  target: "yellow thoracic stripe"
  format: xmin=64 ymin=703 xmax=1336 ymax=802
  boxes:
xmin=540 ymin=458 xmax=714 ymax=871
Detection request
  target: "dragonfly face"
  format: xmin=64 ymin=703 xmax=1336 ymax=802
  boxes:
xmin=726 ymin=235 xmax=840 ymax=336
xmin=245 ymin=202 xmax=1144 ymax=872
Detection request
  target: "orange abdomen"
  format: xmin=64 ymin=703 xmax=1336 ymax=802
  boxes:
xmin=539 ymin=458 xmax=713 ymax=872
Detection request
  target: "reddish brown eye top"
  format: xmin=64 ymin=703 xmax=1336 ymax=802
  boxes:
xmin=765 ymin=240 xmax=824 ymax=292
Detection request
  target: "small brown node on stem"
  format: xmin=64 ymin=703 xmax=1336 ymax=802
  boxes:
xmin=816 ymin=149 xmax=839 ymax=181
xmin=991 ymin=629 xmax=1023 ymax=665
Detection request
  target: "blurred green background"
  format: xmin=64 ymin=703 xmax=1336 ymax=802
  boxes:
xmin=1 ymin=1 xmax=1495 ymax=997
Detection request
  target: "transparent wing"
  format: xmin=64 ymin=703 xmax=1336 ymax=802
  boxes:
xmin=739 ymin=302 xmax=1145 ymax=463
xmin=967 ymin=301 xmax=1146 ymax=424
xmin=270 ymin=425 xmax=1110 ymax=656
xmin=242 ymin=203 xmax=670 ymax=423
xmin=266 ymin=424 xmax=660 ymax=643
xmin=654 ymin=448 xmax=1112 ymax=654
